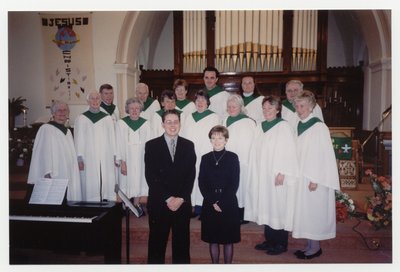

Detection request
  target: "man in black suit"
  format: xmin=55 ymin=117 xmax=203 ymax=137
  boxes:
xmin=144 ymin=109 xmax=196 ymax=264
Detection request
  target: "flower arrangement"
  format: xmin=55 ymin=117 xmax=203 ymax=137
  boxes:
xmin=335 ymin=190 xmax=356 ymax=222
xmin=365 ymin=169 xmax=392 ymax=230
xmin=9 ymin=127 xmax=34 ymax=169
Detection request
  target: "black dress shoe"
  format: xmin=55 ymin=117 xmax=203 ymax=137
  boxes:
xmin=294 ymin=249 xmax=305 ymax=256
xmin=255 ymin=241 xmax=273 ymax=251
xmin=240 ymin=220 xmax=249 ymax=225
xmin=296 ymin=248 xmax=322 ymax=259
xmin=266 ymin=245 xmax=288 ymax=255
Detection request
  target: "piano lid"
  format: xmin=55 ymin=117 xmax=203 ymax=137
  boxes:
xmin=9 ymin=199 xmax=120 ymax=219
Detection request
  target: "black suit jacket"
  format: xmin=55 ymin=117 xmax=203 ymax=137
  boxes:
xmin=144 ymin=135 xmax=196 ymax=213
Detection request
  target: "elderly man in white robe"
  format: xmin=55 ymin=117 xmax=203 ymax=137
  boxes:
xmin=222 ymin=94 xmax=256 ymax=224
xmin=245 ymin=95 xmax=299 ymax=255
xmin=74 ymin=90 xmax=118 ymax=201
xmin=137 ymin=82 xmax=161 ymax=121
xmin=282 ymin=79 xmax=324 ymax=129
xmin=99 ymin=83 xmax=120 ymax=124
xmin=180 ymin=90 xmax=221 ymax=216
xmin=27 ymin=100 xmax=81 ymax=201
xmin=240 ymin=76 xmax=264 ymax=123
xmin=292 ymin=90 xmax=339 ymax=260
xmin=116 ymin=97 xmax=152 ymax=217
xmin=202 ymin=66 xmax=231 ymax=120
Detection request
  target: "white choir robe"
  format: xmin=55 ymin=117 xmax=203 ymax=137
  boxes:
xmin=115 ymin=119 xmax=152 ymax=198
xmin=223 ymin=116 xmax=257 ymax=208
xmin=180 ymin=111 xmax=221 ymax=206
xmin=244 ymin=120 xmax=299 ymax=231
xmin=244 ymin=96 xmax=264 ymax=123
xmin=292 ymin=114 xmax=340 ymax=240
xmin=140 ymin=99 xmax=161 ymax=122
xmin=176 ymin=101 xmax=196 ymax=116
xmin=282 ymin=103 xmax=324 ymax=130
xmin=28 ymin=124 xmax=82 ymax=201
xmin=100 ymin=105 xmax=120 ymax=124
xmin=74 ymin=114 xmax=117 ymax=201
xmin=209 ymin=91 xmax=231 ymax=120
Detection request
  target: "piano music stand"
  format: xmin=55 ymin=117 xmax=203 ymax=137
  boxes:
xmin=114 ymin=184 xmax=139 ymax=264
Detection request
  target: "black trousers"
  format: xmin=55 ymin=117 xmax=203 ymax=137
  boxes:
xmin=147 ymin=204 xmax=191 ymax=264
xmin=264 ymin=225 xmax=288 ymax=248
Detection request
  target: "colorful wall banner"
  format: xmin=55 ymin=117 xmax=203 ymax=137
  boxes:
xmin=41 ymin=13 xmax=95 ymax=105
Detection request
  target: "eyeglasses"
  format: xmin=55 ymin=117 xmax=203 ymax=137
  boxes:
xmin=164 ymin=120 xmax=180 ymax=125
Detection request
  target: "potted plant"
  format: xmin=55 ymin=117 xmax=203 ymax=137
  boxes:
xmin=9 ymin=96 xmax=27 ymax=130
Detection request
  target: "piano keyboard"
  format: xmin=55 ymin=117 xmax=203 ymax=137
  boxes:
xmin=9 ymin=215 xmax=97 ymax=223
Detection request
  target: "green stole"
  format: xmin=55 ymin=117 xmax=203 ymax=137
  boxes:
xmin=206 ymin=85 xmax=224 ymax=98
xmin=122 ymin=116 xmax=146 ymax=131
xmin=83 ymin=110 xmax=108 ymax=124
xmin=156 ymin=108 xmax=182 ymax=117
xmin=176 ymin=99 xmax=192 ymax=110
xmin=156 ymin=109 xmax=165 ymax=117
xmin=226 ymin=114 xmax=248 ymax=127
xmin=242 ymin=93 xmax=259 ymax=106
xmin=143 ymin=97 xmax=155 ymax=111
xmin=262 ymin=118 xmax=283 ymax=133
xmin=48 ymin=121 xmax=68 ymax=135
xmin=192 ymin=109 xmax=214 ymax=122
xmin=297 ymin=117 xmax=322 ymax=136
xmin=100 ymin=101 xmax=116 ymax=115
xmin=282 ymin=99 xmax=296 ymax=112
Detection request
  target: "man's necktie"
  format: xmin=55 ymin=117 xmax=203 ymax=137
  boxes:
xmin=170 ymin=138 xmax=176 ymax=161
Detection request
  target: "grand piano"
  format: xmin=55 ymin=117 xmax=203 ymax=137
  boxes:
xmin=9 ymin=199 xmax=123 ymax=264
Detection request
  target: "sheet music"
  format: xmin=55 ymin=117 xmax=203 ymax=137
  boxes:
xmin=29 ymin=178 xmax=68 ymax=205
xmin=114 ymin=184 xmax=139 ymax=217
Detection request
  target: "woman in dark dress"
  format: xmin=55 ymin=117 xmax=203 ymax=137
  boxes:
xmin=198 ymin=125 xmax=241 ymax=264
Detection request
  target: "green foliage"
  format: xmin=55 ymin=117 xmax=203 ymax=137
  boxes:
xmin=9 ymin=96 xmax=27 ymax=115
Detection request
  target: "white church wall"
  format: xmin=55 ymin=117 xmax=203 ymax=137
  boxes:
xmin=327 ymin=10 xmax=366 ymax=68
xmin=8 ymin=12 xmax=48 ymax=127
xmin=151 ymin=11 xmax=174 ymax=70
xmin=8 ymin=11 xmax=126 ymax=126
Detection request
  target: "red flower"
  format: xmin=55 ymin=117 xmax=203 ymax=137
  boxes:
xmin=365 ymin=170 xmax=392 ymax=230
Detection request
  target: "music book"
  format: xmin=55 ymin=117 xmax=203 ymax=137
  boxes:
xmin=29 ymin=178 xmax=68 ymax=205
xmin=114 ymin=184 xmax=140 ymax=217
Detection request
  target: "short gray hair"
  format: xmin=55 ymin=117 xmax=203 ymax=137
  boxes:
xmin=286 ymin=80 xmax=304 ymax=90
xmin=50 ymin=100 xmax=69 ymax=114
xmin=86 ymin=90 xmax=100 ymax=101
xmin=125 ymin=97 xmax=144 ymax=114
xmin=136 ymin=83 xmax=149 ymax=93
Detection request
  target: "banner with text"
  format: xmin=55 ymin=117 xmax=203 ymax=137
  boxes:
xmin=41 ymin=13 xmax=95 ymax=105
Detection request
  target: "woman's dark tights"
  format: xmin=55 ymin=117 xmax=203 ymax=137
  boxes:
xmin=209 ymin=243 xmax=234 ymax=264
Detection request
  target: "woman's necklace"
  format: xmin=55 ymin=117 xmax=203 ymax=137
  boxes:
xmin=212 ymin=150 xmax=226 ymax=166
